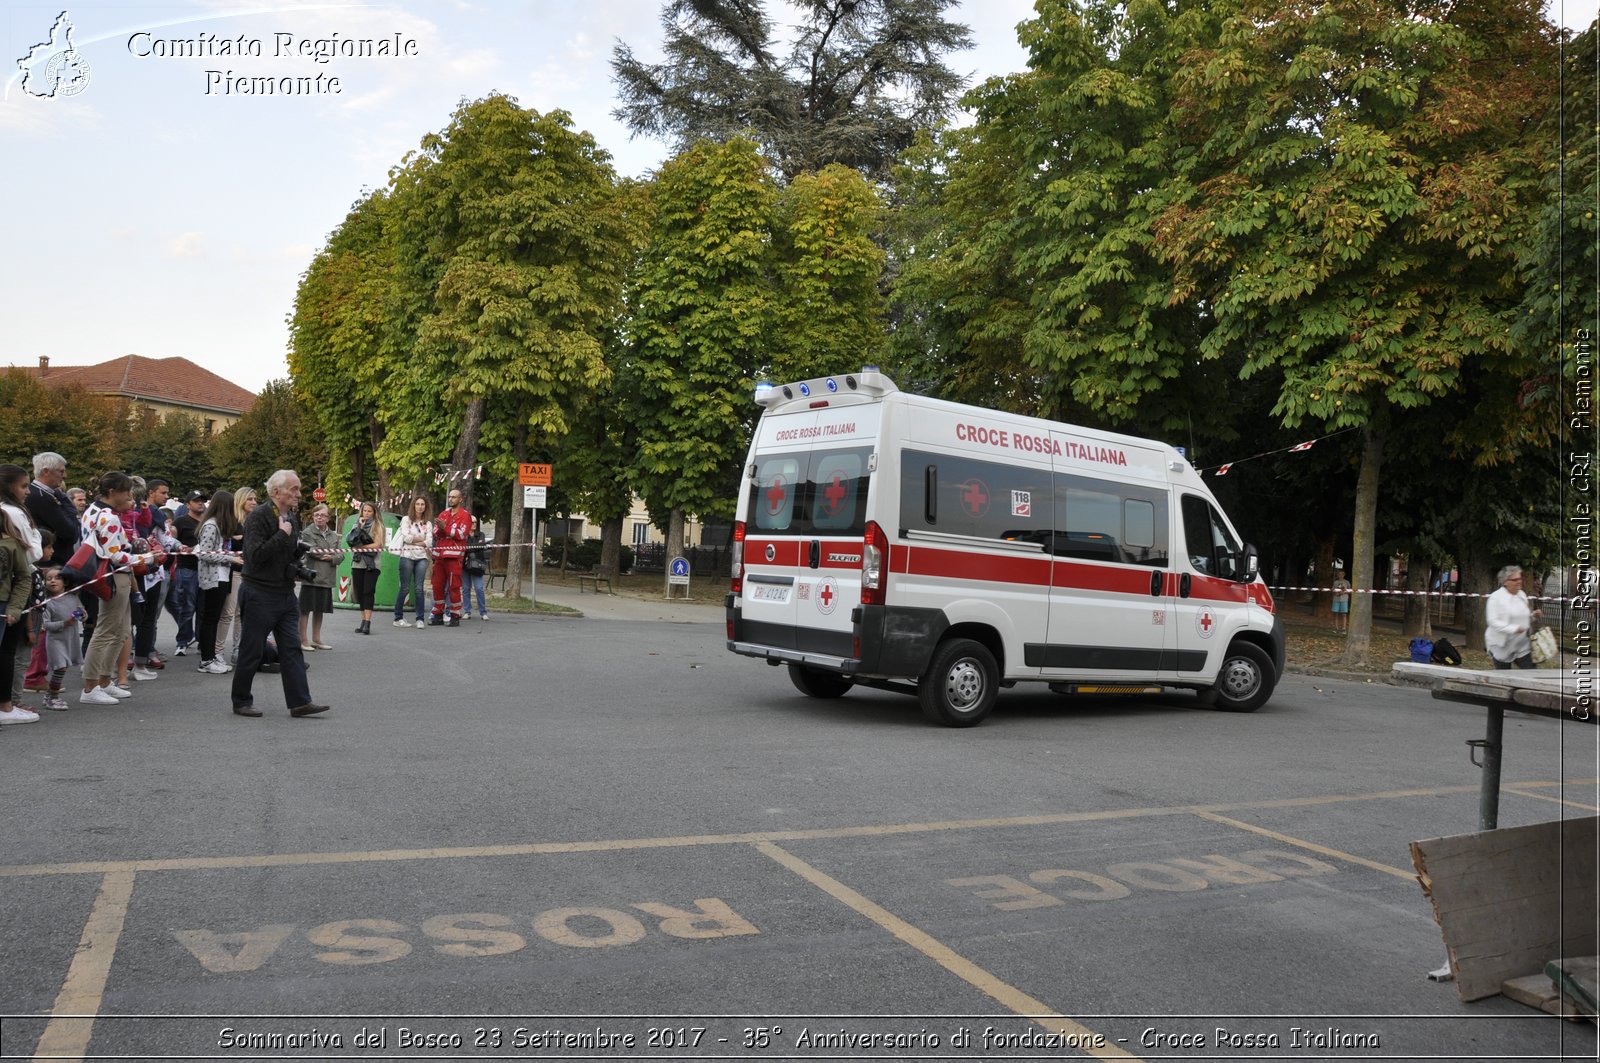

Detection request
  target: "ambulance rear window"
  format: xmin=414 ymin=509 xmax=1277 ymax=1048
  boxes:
xmin=749 ymin=449 xmax=871 ymax=536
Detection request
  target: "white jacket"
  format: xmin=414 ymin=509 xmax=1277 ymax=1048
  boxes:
xmin=1484 ymin=586 xmax=1533 ymax=664
xmin=390 ymin=515 xmax=433 ymax=562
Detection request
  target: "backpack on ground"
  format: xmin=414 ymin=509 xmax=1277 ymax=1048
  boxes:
xmin=1430 ymin=637 xmax=1462 ymax=666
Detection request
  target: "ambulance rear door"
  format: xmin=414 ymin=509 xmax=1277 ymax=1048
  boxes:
xmin=739 ymin=405 xmax=879 ymax=663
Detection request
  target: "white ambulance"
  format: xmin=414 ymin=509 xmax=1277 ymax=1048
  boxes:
xmin=725 ymin=370 xmax=1285 ymax=726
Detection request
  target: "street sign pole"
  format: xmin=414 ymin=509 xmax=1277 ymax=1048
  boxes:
xmin=523 ymin=485 xmax=546 ymax=603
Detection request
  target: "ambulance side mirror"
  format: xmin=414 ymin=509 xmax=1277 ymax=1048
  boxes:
xmin=1241 ymin=544 xmax=1260 ymax=583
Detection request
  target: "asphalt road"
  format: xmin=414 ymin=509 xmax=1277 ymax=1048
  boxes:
xmin=1 ymin=596 xmax=1595 ymax=1062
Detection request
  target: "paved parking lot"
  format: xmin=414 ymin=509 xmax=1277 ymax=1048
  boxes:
xmin=1 ymin=596 xmax=1595 ymax=1061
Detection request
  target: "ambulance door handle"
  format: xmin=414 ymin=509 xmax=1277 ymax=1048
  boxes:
xmin=809 ymin=540 xmax=820 ymax=569
xmin=1150 ymin=571 xmax=1163 ymax=598
xmin=1179 ymin=574 xmax=1192 ymax=598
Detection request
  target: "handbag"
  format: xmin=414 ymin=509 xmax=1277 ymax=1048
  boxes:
xmin=62 ymin=541 xmax=113 ymax=600
xmin=1531 ymin=625 xmax=1558 ymax=665
xmin=346 ymin=523 xmax=373 ymax=548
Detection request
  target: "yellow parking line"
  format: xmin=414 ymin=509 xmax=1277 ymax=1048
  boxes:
xmin=753 ymin=841 xmax=1141 ymax=1061
xmin=2 ymin=779 xmax=1589 ymax=879
xmin=32 ymin=870 xmax=136 ymax=1063
xmin=1502 ymin=787 xmax=1600 ymax=812
xmin=1192 ymin=812 xmax=1416 ymax=880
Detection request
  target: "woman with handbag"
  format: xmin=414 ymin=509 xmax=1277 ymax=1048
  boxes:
xmin=78 ymin=472 xmax=157 ymax=705
xmin=1485 ymin=565 xmax=1542 ymax=670
xmin=347 ymin=501 xmax=384 ymax=635
xmin=297 ymin=503 xmax=341 ymax=650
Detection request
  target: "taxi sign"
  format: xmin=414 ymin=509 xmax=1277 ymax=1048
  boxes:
xmin=518 ymin=463 xmax=552 ymax=486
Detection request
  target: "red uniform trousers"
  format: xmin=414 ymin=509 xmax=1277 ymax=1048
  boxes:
xmin=430 ymin=557 xmax=463 ymax=618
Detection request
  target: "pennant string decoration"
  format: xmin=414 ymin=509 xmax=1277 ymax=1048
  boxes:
xmin=1195 ymin=426 xmax=1359 ymax=475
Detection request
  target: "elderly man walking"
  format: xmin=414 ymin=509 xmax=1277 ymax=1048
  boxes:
xmin=230 ymin=470 xmax=328 ymax=719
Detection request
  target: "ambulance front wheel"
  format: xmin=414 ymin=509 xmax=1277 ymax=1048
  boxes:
xmin=788 ymin=664 xmax=854 ymax=699
xmin=1202 ymin=642 xmax=1275 ymax=712
xmin=920 ymin=639 xmax=998 ymax=727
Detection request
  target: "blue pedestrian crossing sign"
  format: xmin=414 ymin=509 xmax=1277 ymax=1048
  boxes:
xmin=669 ymin=557 xmax=690 ymax=585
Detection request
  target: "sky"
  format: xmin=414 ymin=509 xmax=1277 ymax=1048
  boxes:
xmin=2 ymin=1 xmax=1594 ymax=398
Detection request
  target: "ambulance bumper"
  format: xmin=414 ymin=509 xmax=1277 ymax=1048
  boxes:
xmin=726 ymin=641 xmax=858 ymax=672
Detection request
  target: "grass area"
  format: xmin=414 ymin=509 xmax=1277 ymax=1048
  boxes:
xmin=537 ymin=567 xmax=729 ymax=603
xmin=486 ymin=593 xmax=579 ymax=616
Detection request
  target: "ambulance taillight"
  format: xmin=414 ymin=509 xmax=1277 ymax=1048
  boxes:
xmin=730 ymin=521 xmax=746 ymax=595
xmin=861 ymin=521 xmax=886 ymax=605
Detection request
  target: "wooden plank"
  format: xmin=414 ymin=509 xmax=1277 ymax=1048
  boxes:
xmin=1502 ymin=972 xmax=1563 ymax=1011
xmin=1411 ymin=816 xmax=1599 ymax=1001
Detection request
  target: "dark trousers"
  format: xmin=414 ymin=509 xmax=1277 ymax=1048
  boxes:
xmin=197 ymin=580 xmax=231 ymax=661
xmin=133 ymin=579 xmax=164 ymax=661
xmin=0 ymin=619 xmax=24 ymax=703
xmin=230 ymin=583 xmax=310 ymax=710
xmin=1492 ymin=653 xmax=1536 ymax=670
xmin=352 ymin=567 xmax=379 ymax=611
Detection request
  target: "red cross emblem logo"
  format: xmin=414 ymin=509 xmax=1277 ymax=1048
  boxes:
xmin=765 ymin=475 xmax=788 ymax=516
xmin=960 ymin=479 xmax=990 ymax=518
xmin=822 ymin=472 xmax=848 ymax=515
xmin=816 ymin=576 xmax=840 ymax=615
xmin=1196 ymin=608 xmax=1216 ymax=639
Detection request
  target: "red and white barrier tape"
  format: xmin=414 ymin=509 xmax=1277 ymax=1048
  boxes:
xmin=1267 ymin=585 xmax=1541 ymax=601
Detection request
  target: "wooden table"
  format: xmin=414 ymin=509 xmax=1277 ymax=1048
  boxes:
xmin=1391 ymin=663 xmax=1594 ymax=830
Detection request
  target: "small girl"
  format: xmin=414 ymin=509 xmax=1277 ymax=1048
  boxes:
xmin=39 ymin=567 xmax=83 ymax=711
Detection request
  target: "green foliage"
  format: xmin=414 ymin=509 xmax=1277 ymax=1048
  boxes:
xmin=769 ymin=164 xmax=887 ymax=379
xmin=626 ymin=137 xmax=780 ymax=521
xmin=0 ymin=370 xmax=129 ymax=480
xmin=210 ymin=380 xmax=327 ymax=496
xmin=541 ymin=536 xmax=634 ymax=572
xmin=119 ymin=411 xmax=216 ymax=493
xmin=612 ymin=0 xmax=974 ymax=180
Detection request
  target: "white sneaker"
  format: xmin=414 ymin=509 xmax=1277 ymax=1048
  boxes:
xmin=480 ymin=614 xmax=490 ymax=621
xmin=415 ymin=619 xmax=426 ymax=629
xmin=106 ymin=684 xmax=133 ymax=699
xmin=173 ymin=643 xmax=188 ymax=656
xmin=79 ymin=687 xmax=119 ymax=706
xmin=303 ymin=643 xmax=315 ymax=653
xmin=393 ymin=618 xmax=409 ymax=627
xmin=204 ymin=659 xmax=230 ymax=675
xmin=130 ymin=667 xmax=159 ymax=681
xmin=0 ymin=707 xmax=41 ymax=724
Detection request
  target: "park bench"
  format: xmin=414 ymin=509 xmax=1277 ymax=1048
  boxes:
xmin=574 ymin=566 xmax=614 ymax=594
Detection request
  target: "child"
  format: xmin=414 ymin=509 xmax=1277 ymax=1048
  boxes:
xmin=1331 ymin=560 xmax=1352 ymax=634
xmin=39 ymin=566 xmax=84 ymax=711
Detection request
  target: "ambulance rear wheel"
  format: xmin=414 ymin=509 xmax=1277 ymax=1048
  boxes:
xmin=788 ymin=664 xmax=853 ymax=699
xmin=920 ymin=639 xmax=998 ymax=727
xmin=1203 ymin=642 xmax=1274 ymax=712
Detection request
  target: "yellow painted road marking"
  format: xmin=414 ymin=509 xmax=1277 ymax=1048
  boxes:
xmin=1192 ymin=812 xmax=1416 ymax=881
xmin=1502 ymin=786 xmax=1600 ymax=811
xmin=33 ymin=870 xmax=136 ymax=1063
xmin=8 ymin=779 xmax=1594 ymax=879
xmin=753 ymin=841 xmax=1141 ymax=1061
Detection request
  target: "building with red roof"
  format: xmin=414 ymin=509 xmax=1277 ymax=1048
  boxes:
xmin=17 ymin=355 xmax=257 ymax=434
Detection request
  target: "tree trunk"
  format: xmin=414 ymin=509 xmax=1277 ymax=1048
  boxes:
xmin=350 ymin=447 xmax=366 ymax=506
xmin=1456 ymin=542 xmax=1494 ymax=651
xmin=370 ymin=416 xmax=390 ymax=512
xmin=1340 ymin=423 xmax=1385 ymax=668
xmin=1402 ymin=558 xmax=1433 ymax=638
xmin=505 ymin=421 xmax=528 ymax=600
xmin=600 ymin=517 xmax=623 ymax=579
xmin=449 ymin=396 xmax=487 ymax=510
xmin=664 ymin=507 xmax=686 ymax=597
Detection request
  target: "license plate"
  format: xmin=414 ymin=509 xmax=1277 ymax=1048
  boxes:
xmin=750 ymin=584 xmax=791 ymax=603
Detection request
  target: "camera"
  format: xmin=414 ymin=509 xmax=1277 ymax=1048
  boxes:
xmin=290 ymin=541 xmax=318 ymax=584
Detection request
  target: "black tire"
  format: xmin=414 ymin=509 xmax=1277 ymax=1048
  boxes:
xmin=918 ymin=638 xmax=998 ymax=727
xmin=788 ymin=664 xmax=853 ymax=699
xmin=1203 ymin=641 xmax=1275 ymax=712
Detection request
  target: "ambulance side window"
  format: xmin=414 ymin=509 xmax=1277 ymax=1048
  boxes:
xmin=1180 ymin=494 xmax=1239 ymax=574
xmin=1055 ymin=475 xmax=1169 ymax=567
xmin=901 ymin=450 xmax=1052 ymax=545
xmin=752 ymin=457 xmax=801 ymax=532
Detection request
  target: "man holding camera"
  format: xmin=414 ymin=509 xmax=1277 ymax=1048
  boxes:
xmin=230 ymin=469 xmax=328 ymax=719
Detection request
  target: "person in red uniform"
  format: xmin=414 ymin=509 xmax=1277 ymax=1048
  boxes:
xmin=429 ymin=488 xmax=472 ymax=627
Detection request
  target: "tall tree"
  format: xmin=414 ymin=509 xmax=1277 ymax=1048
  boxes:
xmin=0 ymin=370 xmax=127 ymax=479
xmin=211 ymin=379 xmax=327 ymax=500
xmin=119 ymin=411 xmax=217 ymax=493
xmin=383 ymin=95 xmax=634 ymax=510
xmin=612 ymin=0 xmax=974 ymax=180
xmin=625 ymin=136 xmax=779 ymax=586
xmin=289 ymin=191 xmax=397 ymax=510
xmin=769 ymin=163 xmax=887 ymax=379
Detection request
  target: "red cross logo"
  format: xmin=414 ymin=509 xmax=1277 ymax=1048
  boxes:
xmin=960 ymin=479 xmax=990 ymax=517
xmin=1196 ymin=609 xmax=1216 ymax=639
xmin=765 ymin=475 xmax=788 ymax=516
xmin=822 ymin=473 xmax=847 ymax=514
xmin=819 ymin=583 xmax=834 ymax=607
xmin=816 ymin=576 xmax=840 ymax=615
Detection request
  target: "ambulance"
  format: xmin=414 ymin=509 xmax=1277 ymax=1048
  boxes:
xmin=725 ymin=370 xmax=1285 ymax=726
